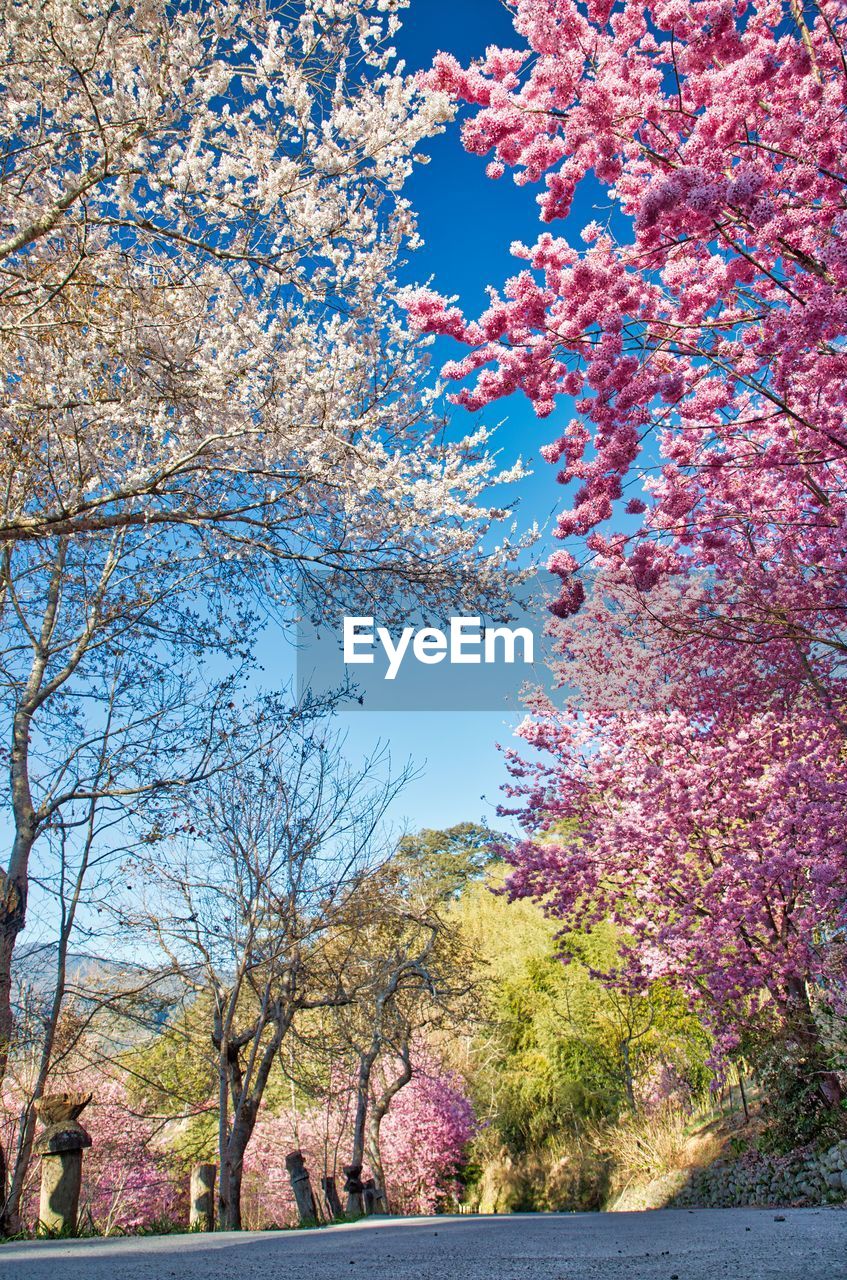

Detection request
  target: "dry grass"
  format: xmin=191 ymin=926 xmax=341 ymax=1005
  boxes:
xmin=597 ymin=1102 xmax=738 ymax=1209
xmin=599 ymin=1103 xmax=723 ymax=1183
xmin=601 ymin=1104 xmax=692 ymax=1180
xmin=467 ymin=1134 xmax=611 ymax=1213
xmin=465 ymin=1101 xmax=748 ymax=1213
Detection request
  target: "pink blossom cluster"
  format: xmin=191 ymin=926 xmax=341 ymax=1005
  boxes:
xmin=379 ymin=1062 xmax=476 ymax=1214
xmin=634 ymin=1062 xmax=695 ymax=1115
xmin=78 ymin=1077 xmax=185 ymax=1231
xmin=404 ymin=0 xmax=847 ymax=1058
xmin=241 ymin=1055 xmax=475 ymax=1225
xmin=502 ymin=571 xmax=847 ymax=1051
xmin=2 ymin=1075 xmax=183 ymax=1233
xmin=403 ymin=0 xmax=847 ymax=627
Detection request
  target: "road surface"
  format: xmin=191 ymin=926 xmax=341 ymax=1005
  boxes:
xmin=3 ymin=1209 xmax=846 ymax=1280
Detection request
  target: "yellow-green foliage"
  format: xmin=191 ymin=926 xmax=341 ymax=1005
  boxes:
xmin=124 ymin=999 xmax=217 ymax=1115
xmin=452 ymin=868 xmax=711 ymax=1155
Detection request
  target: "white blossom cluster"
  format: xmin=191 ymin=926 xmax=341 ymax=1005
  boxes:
xmin=0 ymin=0 xmax=522 ymax=611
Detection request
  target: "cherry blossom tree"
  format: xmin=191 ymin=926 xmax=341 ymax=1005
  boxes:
xmin=401 ymin=0 xmax=847 ymax=1110
xmin=378 ymin=1050 xmax=475 ymax=1214
xmin=404 ymin=0 xmax=847 ymax=643
xmin=0 ymin=0 xmax=529 ymax=1220
xmin=0 ymin=0 xmax=518 ymax=564
xmin=502 ymin=572 xmax=847 ymax=1086
xmin=76 ymin=1077 xmax=183 ymax=1235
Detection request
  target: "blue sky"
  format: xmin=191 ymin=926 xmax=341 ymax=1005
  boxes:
xmin=261 ymin=0 xmax=623 ymax=843
xmin=309 ymin=0 xmax=600 ymax=841
xmin=256 ymin=0 xmax=626 ymax=843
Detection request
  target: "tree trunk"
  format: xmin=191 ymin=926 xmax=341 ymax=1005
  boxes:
xmin=0 ymin=543 xmax=67 ymax=1141
xmin=365 ymin=1047 xmax=412 ymax=1215
xmin=215 ymin=1003 xmax=289 ymax=1231
xmin=349 ymin=1047 xmax=378 ymax=1173
xmin=365 ymin=1113 xmax=387 ymax=1212
xmin=218 ymin=1101 xmax=260 ymax=1232
xmin=621 ymin=1039 xmax=636 ymax=1113
xmin=218 ymin=1142 xmax=246 ymax=1231
xmin=0 ymin=833 xmax=34 ymax=1078
xmin=0 ymin=827 xmax=36 ymax=1234
xmin=321 ymin=1175 xmax=343 ymax=1220
xmin=784 ymin=975 xmax=843 ymax=1106
xmin=736 ymin=1067 xmax=749 ymax=1124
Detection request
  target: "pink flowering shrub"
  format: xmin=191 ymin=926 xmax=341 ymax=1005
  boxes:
xmin=634 ymin=1062 xmax=695 ymax=1117
xmin=380 ymin=1064 xmax=476 ymax=1213
xmin=240 ymin=1112 xmax=303 ymax=1228
xmin=79 ymin=1077 xmax=184 ymax=1232
xmin=240 ymin=1056 xmax=475 ymax=1225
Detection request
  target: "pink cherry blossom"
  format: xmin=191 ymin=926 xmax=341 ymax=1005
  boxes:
xmin=404 ymin=2 xmax=847 ymax=1071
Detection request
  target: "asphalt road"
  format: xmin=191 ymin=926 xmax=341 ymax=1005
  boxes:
xmin=3 ymin=1209 xmax=846 ymax=1280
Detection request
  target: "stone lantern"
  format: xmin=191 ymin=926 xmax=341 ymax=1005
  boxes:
xmin=34 ymin=1092 xmax=93 ymax=1235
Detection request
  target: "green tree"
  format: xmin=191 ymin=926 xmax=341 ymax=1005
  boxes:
xmin=394 ymin=824 xmax=502 ymax=902
xmin=453 ymin=869 xmax=710 ymax=1152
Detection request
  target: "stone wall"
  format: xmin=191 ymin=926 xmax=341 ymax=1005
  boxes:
xmin=671 ymin=1138 xmax=847 ymax=1208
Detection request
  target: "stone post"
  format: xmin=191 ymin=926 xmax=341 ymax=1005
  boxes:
xmin=362 ymin=1178 xmax=377 ymax=1216
xmin=189 ymin=1162 xmax=217 ymax=1231
xmin=284 ymin=1150 xmax=318 ymax=1225
xmin=34 ymin=1093 xmax=93 ymax=1236
xmin=321 ymin=1174 xmax=343 ymax=1220
xmin=343 ymin=1163 xmax=365 ymax=1217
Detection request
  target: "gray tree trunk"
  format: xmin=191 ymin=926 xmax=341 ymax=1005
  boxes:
xmin=218 ymin=1122 xmax=252 ymax=1232
xmin=365 ymin=1047 xmax=412 ymax=1215
xmin=321 ymin=1175 xmax=343 ymax=1220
